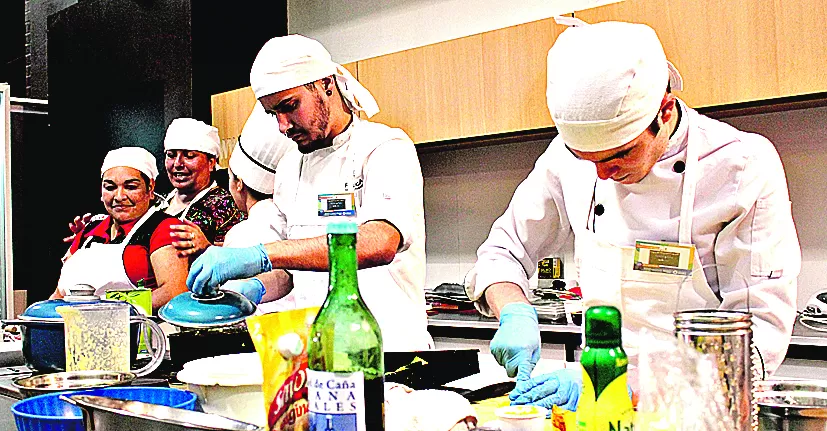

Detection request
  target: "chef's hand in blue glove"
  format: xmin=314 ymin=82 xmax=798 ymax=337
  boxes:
xmin=509 ymin=368 xmax=582 ymax=413
xmin=187 ymin=245 xmax=273 ymax=296
xmin=490 ymin=302 xmax=541 ymax=378
xmin=221 ymin=278 xmax=266 ymax=304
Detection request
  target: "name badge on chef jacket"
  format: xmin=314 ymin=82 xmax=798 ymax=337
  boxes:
xmin=318 ymin=193 xmax=356 ymax=217
xmin=633 ymin=240 xmax=695 ymax=276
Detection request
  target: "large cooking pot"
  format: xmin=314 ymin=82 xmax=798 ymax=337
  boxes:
xmin=757 ymin=380 xmax=827 ymax=430
xmin=3 ymin=296 xmax=147 ymax=372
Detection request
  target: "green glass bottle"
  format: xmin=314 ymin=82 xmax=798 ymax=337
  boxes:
xmin=307 ymin=221 xmax=384 ymax=431
xmin=576 ymin=306 xmax=634 ymax=430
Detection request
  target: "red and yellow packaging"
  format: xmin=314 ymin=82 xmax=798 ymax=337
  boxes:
xmin=247 ymin=307 xmax=320 ymax=431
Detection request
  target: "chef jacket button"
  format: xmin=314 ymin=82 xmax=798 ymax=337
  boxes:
xmin=673 ymin=161 xmax=686 ymax=173
xmin=595 ymin=204 xmax=605 ymax=216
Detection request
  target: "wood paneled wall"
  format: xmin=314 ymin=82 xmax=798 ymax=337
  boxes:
xmin=212 ymin=1 xmax=827 ymax=144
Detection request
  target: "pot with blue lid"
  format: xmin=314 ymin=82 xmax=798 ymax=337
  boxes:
xmin=2 ymin=284 xmax=163 ymax=374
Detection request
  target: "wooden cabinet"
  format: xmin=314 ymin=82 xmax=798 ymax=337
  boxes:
xmin=357 ymin=0 xmax=826 ymax=143
xmin=359 ymin=36 xmax=486 ymax=143
xmin=212 ymin=2 xmax=827 ymax=145
xmin=480 ymin=19 xmax=564 ymax=134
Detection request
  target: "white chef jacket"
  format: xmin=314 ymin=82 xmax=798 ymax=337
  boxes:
xmin=223 ymin=199 xmax=282 ymax=248
xmin=468 ymin=100 xmax=800 ymax=374
xmin=262 ymin=116 xmax=432 ymax=352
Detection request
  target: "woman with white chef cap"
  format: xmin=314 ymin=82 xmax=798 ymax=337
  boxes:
xmin=162 ymin=118 xmax=243 ymax=255
xmin=465 ymin=21 xmax=800 ymax=410
xmin=218 ymin=103 xmax=293 ymax=305
xmin=64 ymin=119 xmax=244 ymax=258
xmin=51 ymin=147 xmax=190 ymax=311
xmin=184 ymin=34 xmax=433 ymax=351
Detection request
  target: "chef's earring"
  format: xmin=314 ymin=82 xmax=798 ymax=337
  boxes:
xmin=325 ymin=89 xmax=332 ymax=96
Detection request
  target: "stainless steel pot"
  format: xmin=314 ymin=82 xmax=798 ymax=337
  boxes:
xmin=60 ymin=394 xmax=262 ymax=431
xmin=757 ymin=380 xmax=827 ymax=431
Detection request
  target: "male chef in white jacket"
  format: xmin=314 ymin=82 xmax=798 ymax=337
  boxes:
xmin=186 ymin=35 xmax=433 ymax=352
xmin=466 ymin=21 xmax=801 ymax=410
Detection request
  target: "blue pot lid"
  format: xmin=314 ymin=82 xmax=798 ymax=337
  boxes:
xmin=158 ymin=290 xmax=255 ymax=328
xmin=21 ymin=298 xmax=140 ymax=321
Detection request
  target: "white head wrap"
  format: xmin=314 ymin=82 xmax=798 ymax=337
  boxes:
xmin=101 ymin=147 xmax=159 ymax=180
xmin=229 ymin=103 xmax=291 ymax=195
xmin=163 ymin=118 xmax=221 ymax=157
xmin=546 ymin=21 xmax=683 ymax=152
xmin=250 ymin=34 xmax=379 ymax=118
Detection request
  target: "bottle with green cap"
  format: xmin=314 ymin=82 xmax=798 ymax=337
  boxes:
xmin=576 ymin=305 xmax=634 ymax=430
xmin=307 ymin=221 xmax=384 ymax=431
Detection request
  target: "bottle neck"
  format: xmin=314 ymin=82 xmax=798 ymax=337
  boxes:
xmin=328 ymin=232 xmax=359 ymax=297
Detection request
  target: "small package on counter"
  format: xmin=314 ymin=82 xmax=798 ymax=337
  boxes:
xmin=248 ymin=307 xmax=320 ymax=431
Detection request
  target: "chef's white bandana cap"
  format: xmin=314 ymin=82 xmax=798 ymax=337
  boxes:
xmin=250 ymin=34 xmax=380 ymax=118
xmin=163 ymin=118 xmax=221 ymax=157
xmin=101 ymin=146 xmax=159 ymax=181
xmin=229 ymin=102 xmax=292 ymax=195
xmin=547 ymin=21 xmax=683 ymax=152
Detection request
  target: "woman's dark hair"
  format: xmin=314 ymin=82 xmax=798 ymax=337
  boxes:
xmin=247 ymin=186 xmax=270 ymax=202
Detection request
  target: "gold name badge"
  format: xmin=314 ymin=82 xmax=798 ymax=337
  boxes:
xmin=633 ymin=240 xmax=695 ymax=276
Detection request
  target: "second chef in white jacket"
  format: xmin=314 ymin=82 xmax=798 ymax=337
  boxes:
xmin=465 ymin=21 xmax=800 ymax=409
xmin=186 ymin=35 xmax=433 ymax=352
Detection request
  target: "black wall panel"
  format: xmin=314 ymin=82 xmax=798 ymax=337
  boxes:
xmin=25 ymin=0 xmax=286 ymax=302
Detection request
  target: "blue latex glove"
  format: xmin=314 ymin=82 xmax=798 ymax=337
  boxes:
xmin=490 ymin=303 xmax=540 ymax=378
xmin=187 ymin=245 xmax=273 ymax=296
xmin=509 ymin=368 xmax=582 ymax=413
xmin=221 ymin=278 xmax=266 ymax=304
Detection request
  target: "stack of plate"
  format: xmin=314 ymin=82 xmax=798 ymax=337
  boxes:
xmin=530 ymin=299 xmax=566 ymax=323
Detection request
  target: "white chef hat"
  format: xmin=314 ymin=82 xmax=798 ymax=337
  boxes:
xmin=546 ymin=21 xmax=684 ymax=152
xmin=250 ymin=34 xmax=380 ymax=118
xmin=163 ymin=118 xmax=221 ymax=157
xmin=101 ymin=147 xmax=159 ymax=180
xmin=229 ymin=103 xmax=291 ymax=195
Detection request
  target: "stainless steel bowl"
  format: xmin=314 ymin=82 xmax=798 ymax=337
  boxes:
xmin=60 ymin=394 xmax=262 ymax=430
xmin=13 ymin=370 xmax=136 ymax=398
xmin=757 ymin=380 xmax=827 ymax=431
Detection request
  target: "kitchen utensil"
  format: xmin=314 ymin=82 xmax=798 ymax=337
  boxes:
xmin=2 ymin=296 xmax=155 ymax=372
xmin=12 ymin=370 xmax=136 ymax=398
xmin=158 ymin=290 xmax=256 ymax=328
xmin=12 ymin=387 xmax=197 ymax=431
xmin=176 ymin=353 xmax=265 ymax=426
xmin=56 ymin=302 xmax=166 ymax=377
xmin=674 ymin=309 xmax=758 ymax=431
xmin=385 ymin=349 xmax=480 ymax=390
xmin=756 ymin=380 xmax=827 ymax=431
xmin=441 ymin=381 xmax=516 ymax=402
xmin=61 ymin=394 xmax=261 ymax=431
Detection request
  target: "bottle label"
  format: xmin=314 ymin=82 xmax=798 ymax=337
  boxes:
xmin=576 ymin=365 xmax=634 ymax=430
xmin=307 ymin=369 xmax=366 ymax=431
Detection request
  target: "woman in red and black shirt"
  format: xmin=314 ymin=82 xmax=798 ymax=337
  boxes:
xmin=51 ymin=147 xmax=189 ymax=311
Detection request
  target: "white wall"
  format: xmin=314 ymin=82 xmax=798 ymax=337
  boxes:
xmin=287 ymin=0 xmax=621 ymax=63
xmin=420 ymin=106 xmax=827 ymax=311
xmin=722 ymin=106 xmax=827 ymax=310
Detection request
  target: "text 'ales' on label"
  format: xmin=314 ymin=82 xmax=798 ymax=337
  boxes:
xmin=307 ymin=370 xmax=366 ymax=431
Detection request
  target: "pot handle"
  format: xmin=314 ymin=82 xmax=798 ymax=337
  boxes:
xmin=1 ymin=319 xmax=28 ymax=326
xmin=130 ymin=316 xmax=167 ymax=377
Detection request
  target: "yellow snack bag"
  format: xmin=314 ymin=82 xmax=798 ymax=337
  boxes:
xmin=248 ymin=307 xmax=320 ymax=431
